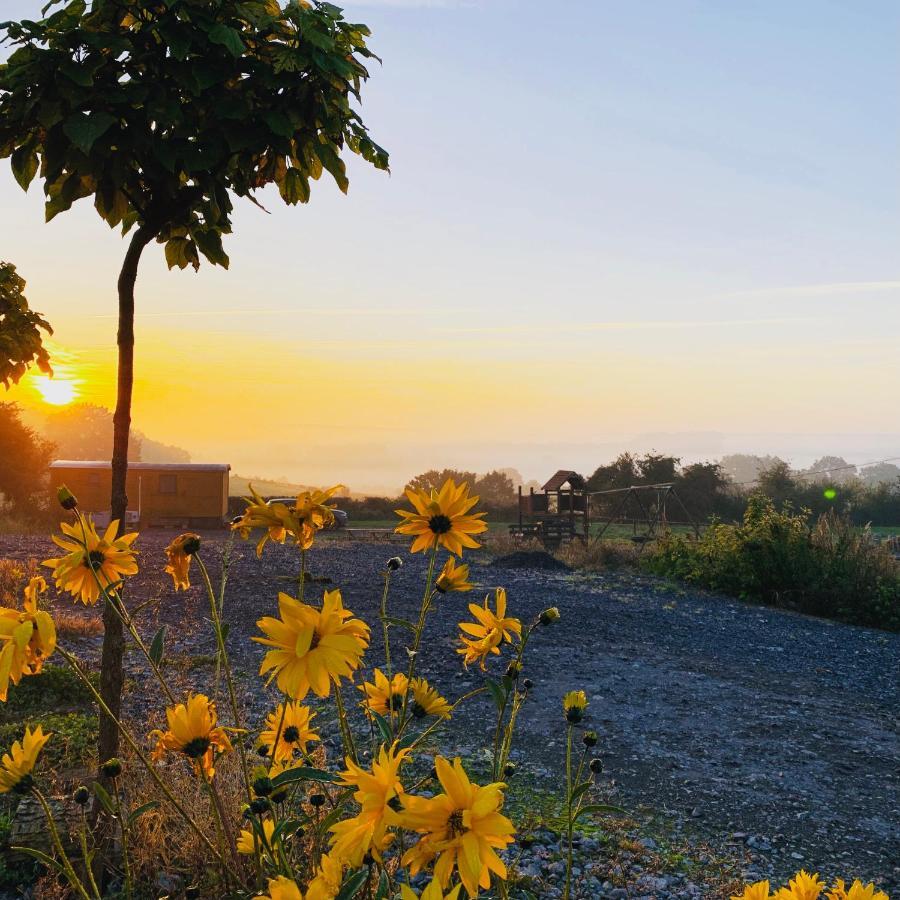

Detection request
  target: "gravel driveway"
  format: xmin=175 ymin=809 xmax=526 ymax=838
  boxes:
xmin=2 ymin=531 xmax=897 ymax=896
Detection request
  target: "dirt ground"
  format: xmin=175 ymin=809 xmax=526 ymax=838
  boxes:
xmin=1 ymin=530 xmax=897 ymax=895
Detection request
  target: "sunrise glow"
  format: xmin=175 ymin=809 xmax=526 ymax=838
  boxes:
xmin=33 ymin=375 xmax=78 ymax=406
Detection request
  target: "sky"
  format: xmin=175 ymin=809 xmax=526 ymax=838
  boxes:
xmin=2 ymin=0 xmax=899 ymax=493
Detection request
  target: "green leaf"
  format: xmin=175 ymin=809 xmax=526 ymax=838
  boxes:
xmin=9 ymin=845 xmax=67 ymax=876
xmin=315 ymin=141 xmax=349 ymax=193
xmin=371 ymin=712 xmax=392 ymax=744
xmin=10 ymin=145 xmax=38 ymax=191
xmin=264 ymin=110 xmax=295 ymax=138
xmin=208 ymin=24 xmax=245 ymax=57
xmin=91 ymin=781 xmax=115 ymax=815
xmin=335 ymin=869 xmax=368 ymax=900
xmin=270 ymin=765 xmax=338 ymax=788
xmin=128 ymin=800 xmax=160 ymax=826
xmin=194 ymin=228 xmax=229 ymax=268
xmin=570 ymin=781 xmax=592 ymax=803
xmin=374 ymin=869 xmax=390 ymax=900
xmin=149 ymin=626 xmax=165 ymax=665
xmin=58 ymin=58 xmax=94 ymax=86
xmin=485 ymin=678 xmax=507 ymax=712
xmin=271 ymin=818 xmax=308 ymax=844
xmin=278 ymin=168 xmax=310 ymax=205
xmin=384 ymin=616 xmax=416 ymax=632
xmin=573 ymin=803 xmax=626 ymax=821
xmin=62 ymin=111 xmax=116 ymax=154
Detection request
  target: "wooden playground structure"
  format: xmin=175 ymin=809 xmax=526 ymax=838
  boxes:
xmin=511 ymin=469 xmax=700 ymax=550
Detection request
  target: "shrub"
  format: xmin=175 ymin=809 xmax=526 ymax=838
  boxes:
xmin=647 ymin=494 xmax=900 ymax=630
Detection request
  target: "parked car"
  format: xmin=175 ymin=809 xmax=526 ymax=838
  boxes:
xmin=267 ymin=499 xmax=348 ymax=529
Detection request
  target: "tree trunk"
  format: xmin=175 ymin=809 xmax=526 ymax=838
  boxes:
xmin=98 ymin=225 xmax=156 ymax=770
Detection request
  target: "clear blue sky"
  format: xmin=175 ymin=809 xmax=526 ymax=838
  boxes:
xmin=2 ymin=1 xmax=898 ymax=490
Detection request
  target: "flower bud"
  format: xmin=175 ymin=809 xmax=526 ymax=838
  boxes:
xmin=185 ymin=887 xmax=201 ymax=899
xmin=503 ymin=762 xmax=517 ymax=777
xmin=582 ymin=730 xmax=599 ymax=748
xmin=505 ymin=661 xmax=521 ymax=680
xmin=256 ymin=743 xmax=271 ymax=757
xmin=253 ymin=776 xmax=273 ymax=798
xmin=57 ymin=485 xmax=78 ymax=510
xmin=589 ymin=758 xmax=603 ymax=775
xmin=522 ymin=678 xmax=533 ymax=692
xmin=563 ymin=690 xmax=588 ymax=724
xmin=249 ymin=798 xmax=270 ymax=815
xmin=309 ymin=793 xmax=327 ymax=808
xmin=539 ymin=607 xmax=560 ymax=625
xmin=182 ymin=535 xmax=201 ymax=556
xmin=101 ymin=758 xmax=123 ymax=779
xmin=73 ymin=785 xmax=90 ymax=805
xmin=271 ymin=789 xmax=289 ymax=805
xmin=386 ymin=557 xmax=403 ymax=571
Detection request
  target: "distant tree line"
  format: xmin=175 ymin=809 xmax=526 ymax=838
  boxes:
xmin=0 ymin=402 xmax=191 ymax=523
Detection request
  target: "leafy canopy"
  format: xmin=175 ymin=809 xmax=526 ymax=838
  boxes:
xmin=0 ymin=0 xmax=389 ymax=269
xmin=0 ymin=261 xmax=52 ymax=387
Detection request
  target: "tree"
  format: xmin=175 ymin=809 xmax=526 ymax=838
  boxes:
xmin=44 ymin=403 xmax=142 ymax=461
xmin=474 ymin=470 xmax=516 ymax=510
xmin=859 ymin=462 xmax=900 ymax=487
xmin=635 ymin=451 xmax=679 ymax=485
xmin=1 ymin=0 xmax=388 ymax=769
xmin=406 ymin=469 xmax=478 ymax=494
xmin=586 ymin=453 xmax=638 ymax=492
xmin=718 ymin=453 xmax=785 ymax=485
xmin=804 ymin=456 xmax=856 ymax=485
xmin=0 ymin=402 xmax=55 ymax=512
xmin=0 ymin=261 xmax=52 ymax=387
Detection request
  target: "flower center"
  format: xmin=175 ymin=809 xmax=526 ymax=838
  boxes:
xmin=182 ymin=736 xmax=211 ymax=759
xmin=388 ymin=693 xmax=405 ymax=712
xmin=447 ymin=810 xmax=465 ymax=838
xmin=412 ymin=702 xmax=427 ymax=719
xmin=428 ymin=514 xmax=452 ymax=535
xmin=88 ymin=550 xmax=106 ymax=569
xmin=283 ymin=725 xmax=300 ymax=743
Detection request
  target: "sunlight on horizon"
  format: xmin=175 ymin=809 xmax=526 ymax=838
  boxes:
xmin=32 ymin=374 xmax=79 ymax=406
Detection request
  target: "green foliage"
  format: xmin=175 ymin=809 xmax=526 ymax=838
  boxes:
xmin=0 ymin=0 xmax=388 ymax=268
xmin=0 ymin=261 xmax=52 ymax=388
xmin=0 ymin=664 xmax=98 ymax=724
xmin=647 ymin=494 xmax=900 ymax=630
xmin=0 ymin=402 xmax=55 ymax=513
xmin=0 ymin=712 xmax=97 ymax=772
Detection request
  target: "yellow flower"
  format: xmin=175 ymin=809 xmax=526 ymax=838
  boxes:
xmin=775 ymin=872 xmax=826 ymax=900
xmin=149 ymin=694 xmax=233 ymax=778
xmin=306 ymin=851 xmax=344 ymax=900
xmin=0 ymin=725 xmax=50 ymax=793
xmin=435 ymin=558 xmax=473 ymax=594
xmin=233 ymin=484 xmax=343 ymax=556
xmin=0 ymin=577 xmax=56 ymax=701
xmin=827 ymin=880 xmax=889 ymax=900
xmin=410 ymin=677 xmax=451 ymax=719
xmin=254 ymin=589 xmax=369 ymax=701
xmin=237 ymin=817 xmax=276 ymax=855
xmin=395 ymin=479 xmax=488 ymax=556
xmin=44 ymin=515 xmax=138 ymax=605
xmin=457 ymin=588 xmax=521 ymax=670
xmin=563 ymin=690 xmax=588 ymax=723
xmin=258 ymin=875 xmax=303 ymax=900
xmin=258 ymin=701 xmax=319 ymax=762
xmin=329 ymin=742 xmax=410 ymax=866
xmin=401 ymin=756 xmax=515 ymax=898
xmin=164 ymin=533 xmax=200 ymax=591
xmin=732 ymin=882 xmax=773 ymax=900
xmin=401 ymin=882 xmax=463 ymax=900
xmin=359 ymin=668 xmax=408 ymax=717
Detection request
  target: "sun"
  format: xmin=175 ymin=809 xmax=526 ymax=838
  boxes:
xmin=33 ymin=376 xmax=78 ymax=406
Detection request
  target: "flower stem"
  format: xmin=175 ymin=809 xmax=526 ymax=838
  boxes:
xmin=196 ymin=555 xmax=251 ymax=800
xmin=564 ymin=724 xmax=574 ymax=900
xmin=33 ymin=787 xmax=93 ymax=900
xmin=55 ymin=646 xmax=234 ymax=874
xmin=398 ymin=547 xmax=438 ymax=729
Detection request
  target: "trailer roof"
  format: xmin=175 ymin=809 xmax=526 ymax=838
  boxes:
xmin=50 ymin=460 xmax=230 ymax=472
